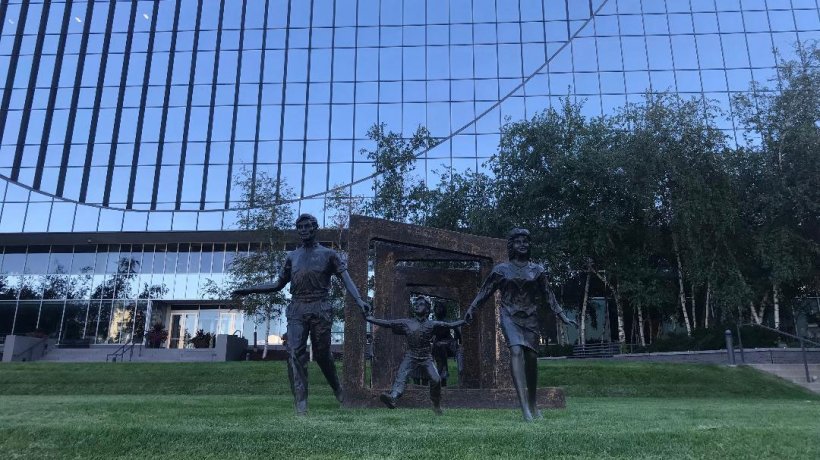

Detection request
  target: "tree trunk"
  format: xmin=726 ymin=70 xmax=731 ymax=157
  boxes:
xmin=672 ymin=235 xmax=692 ymax=336
xmin=749 ymin=301 xmax=763 ymax=325
xmin=772 ymin=282 xmax=780 ymax=330
xmin=592 ymin=269 xmax=626 ymax=344
xmin=580 ymin=270 xmax=591 ymax=345
xmin=704 ymin=280 xmax=711 ymax=329
xmin=261 ymin=310 xmax=271 ymax=359
xmin=704 ymin=258 xmax=715 ymax=329
xmin=556 ymin=321 xmax=563 ymax=345
xmin=637 ymin=305 xmax=646 ymax=347
xmin=613 ymin=294 xmax=626 ymax=344
xmin=690 ymin=282 xmax=697 ymax=330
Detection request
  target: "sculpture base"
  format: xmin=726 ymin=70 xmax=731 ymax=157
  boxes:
xmin=342 ymin=386 xmax=565 ymax=409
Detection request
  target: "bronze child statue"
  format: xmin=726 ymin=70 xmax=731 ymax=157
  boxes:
xmin=366 ymin=296 xmax=465 ymax=415
xmin=464 ymin=228 xmax=578 ymax=421
xmin=432 ymin=302 xmax=462 ymax=387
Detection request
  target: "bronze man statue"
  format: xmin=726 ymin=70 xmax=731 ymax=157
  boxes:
xmin=367 ymin=296 xmax=465 ymax=415
xmin=232 ymin=213 xmax=370 ymax=416
xmin=464 ymin=228 xmax=577 ymax=421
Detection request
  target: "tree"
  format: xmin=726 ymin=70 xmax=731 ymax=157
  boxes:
xmin=324 ymin=184 xmax=368 ymax=327
xmin=612 ymin=94 xmax=734 ymax=337
xmin=732 ymin=43 xmax=820 ymax=329
xmin=420 ymin=168 xmax=502 ymax=236
xmin=91 ymin=258 xmax=140 ymax=300
xmin=203 ymin=170 xmax=294 ymax=358
xmin=362 ymin=123 xmax=439 ymax=223
xmin=325 ymin=184 xmax=366 ymax=247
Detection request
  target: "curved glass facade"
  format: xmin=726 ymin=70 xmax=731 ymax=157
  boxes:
xmin=0 ymin=242 xmax=257 ymax=344
xmin=1 ymin=1 xmax=820 ymax=344
xmin=2 ymin=0 xmax=819 ymax=232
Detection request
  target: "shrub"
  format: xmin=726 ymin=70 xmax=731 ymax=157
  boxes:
xmin=146 ymin=324 xmax=168 ymax=348
xmin=190 ymin=329 xmax=214 ymax=349
xmin=644 ymin=325 xmax=782 ymax=352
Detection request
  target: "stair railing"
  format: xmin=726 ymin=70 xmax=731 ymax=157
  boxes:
xmin=11 ymin=337 xmax=49 ymax=362
xmin=106 ymin=339 xmax=142 ymax=363
xmin=737 ymin=322 xmax=820 ymax=383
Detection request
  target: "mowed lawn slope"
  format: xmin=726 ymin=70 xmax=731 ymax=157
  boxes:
xmin=1 ymin=361 xmax=818 ymax=459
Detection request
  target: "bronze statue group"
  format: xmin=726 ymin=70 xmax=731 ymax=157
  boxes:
xmin=233 ymin=214 xmax=577 ymax=422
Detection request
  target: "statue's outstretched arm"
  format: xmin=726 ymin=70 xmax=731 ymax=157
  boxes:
xmin=365 ymin=316 xmax=395 ymax=328
xmin=232 ymin=256 xmax=291 ymax=296
xmin=540 ymin=271 xmax=577 ymax=328
xmin=366 ymin=316 xmax=407 ymax=335
xmin=464 ymin=270 xmax=502 ymax=323
xmin=435 ymin=319 xmax=466 ymax=330
xmin=232 ymin=278 xmax=287 ymax=296
xmin=339 ymin=270 xmax=371 ymax=317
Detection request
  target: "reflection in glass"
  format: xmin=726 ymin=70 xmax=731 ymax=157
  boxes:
xmin=199 ymin=309 xmax=218 ymax=338
xmin=89 ymin=300 xmax=112 ymax=343
xmin=169 ymin=311 xmax=197 ymax=349
xmin=37 ymin=300 xmax=64 ymax=338
xmin=107 ymin=300 xmax=135 ymax=344
xmin=0 ymin=301 xmax=15 ymax=335
xmin=13 ymin=301 xmax=40 ymax=336
xmin=218 ymin=309 xmax=243 ymax=335
xmin=60 ymin=300 xmax=89 ymax=341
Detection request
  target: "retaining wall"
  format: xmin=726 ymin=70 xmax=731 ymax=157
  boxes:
xmin=611 ymin=348 xmax=820 ymax=365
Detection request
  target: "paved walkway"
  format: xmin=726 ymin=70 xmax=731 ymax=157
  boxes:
xmin=750 ymin=364 xmax=820 ymax=394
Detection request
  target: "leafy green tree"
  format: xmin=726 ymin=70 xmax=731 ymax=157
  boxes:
xmin=613 ymin=94 xmax=735 ymax=337
xmin=362 ymin=123 xmax=439 ymax=223
xmin=325 ymin=184 xmax=366 ymax=247
xmin=732 ymin=43 xmax=820 ymax=328
xmin=420 ymin=168 xmax=502 ymax=236
xmin=90 ymin=258 xmax=140 ymax=300
xmin=203 ymin=170 xmax=294 ymax=358
xmin=346 ymin=42 xmax=819 ymax=344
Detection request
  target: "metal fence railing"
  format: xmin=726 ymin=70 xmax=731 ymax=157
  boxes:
xmin=736 ymin=323 xmax=820 ymax=383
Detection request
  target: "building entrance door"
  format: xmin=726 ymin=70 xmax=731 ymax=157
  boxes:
xmin=168 ymin=312 xmax=198 ymax=349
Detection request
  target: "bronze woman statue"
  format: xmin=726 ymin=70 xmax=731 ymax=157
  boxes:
xmin=464 ymin=228 xmax=577 ymax=421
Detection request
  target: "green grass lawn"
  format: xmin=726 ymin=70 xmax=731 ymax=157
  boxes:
xmin=1 ymin=361 xmax=818 ymax=459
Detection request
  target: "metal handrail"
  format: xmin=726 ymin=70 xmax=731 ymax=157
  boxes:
xmin=571 ymin=342 xmax=631 ymax=358
xmin=12 ymin=337 xmax=49 ymax=361
xmin=106 ymin=339 xmax=141 ymax=363
xmin=737 ymin=322 xmax=819 ymax=383
xmin=741 ymin=322 xmax=820 ymax=347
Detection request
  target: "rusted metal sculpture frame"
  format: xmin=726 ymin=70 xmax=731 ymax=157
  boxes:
xmin=342 ymin=215 xmax=565 ymax=409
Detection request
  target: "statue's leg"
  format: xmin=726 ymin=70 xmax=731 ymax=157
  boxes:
xmin=424 ymin=360 xmax=443 ymax=415
xmin=286 ymin=316 xmax=310 ymax=415
xmin=433 ymin=341 xmax=449 ymax=386
xmin=509 ymin=345 xmax=534 ymax=421
xmin=391 ymin=355 xmax=414 ymax=398
xmin=456 ymin=346 xmax=464 ymax=387
xmin=524 ymin=347 xmax=542 ymax=419
xmin=310 ymin=312 xmax=343 ymax=403
xmin=381 ymin=355 xmax=413 ymax=408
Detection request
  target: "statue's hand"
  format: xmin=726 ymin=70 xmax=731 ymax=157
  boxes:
xmin=358 ymin=300 xmax=372 ymax=317
xmin=463 ymin=308 xmax=475 ymax=325
xmin=559 ymin=313 xmax=578 ymax=328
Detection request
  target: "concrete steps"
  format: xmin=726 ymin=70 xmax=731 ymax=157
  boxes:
xmin=134 ymin=348 xmax=220 ymax=362
xmin=750 ymin=364 xmax=820 ymax=394
xmin=40 ymin=346 xmax=223 ymax=363
xmin=40 ymin=347 xmax=121 ymax=362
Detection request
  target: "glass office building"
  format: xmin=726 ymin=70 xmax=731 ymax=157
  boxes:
xmin=2 ymin=0 xmax=820 ymax=345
